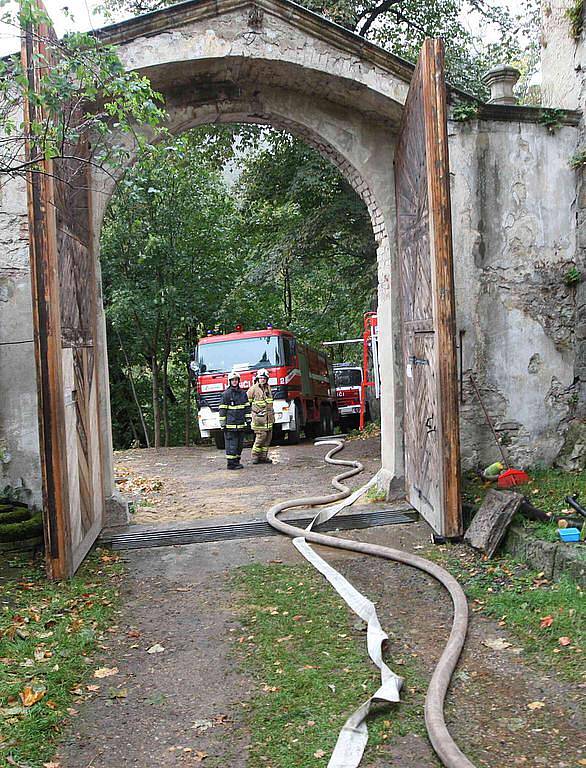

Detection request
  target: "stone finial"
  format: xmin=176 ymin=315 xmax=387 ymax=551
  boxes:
xmin=482 ymin=65 xmax=521 ymax=105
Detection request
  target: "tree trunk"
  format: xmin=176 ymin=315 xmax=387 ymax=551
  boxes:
xmin=151 ymin=355 xmax=161 ymax=449
xmin=115 ymin=327 xmax=150 ymax=448
xmin=185 ymin=368 xmax=192 ymax=446
xmin=162 ymin=357 xmax=170 ymax=448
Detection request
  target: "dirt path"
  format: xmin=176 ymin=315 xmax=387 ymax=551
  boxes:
xmin=57 ymin=440 xmax=584 ymax=767
xmin=114 ymin=437 xmax=382 ymax=525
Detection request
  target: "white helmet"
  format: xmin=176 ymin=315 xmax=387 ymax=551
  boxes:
xmin=228 ymin=369 xmax=241 ymax=382
xmin=257 ymin=368 xmax=269 ymax=380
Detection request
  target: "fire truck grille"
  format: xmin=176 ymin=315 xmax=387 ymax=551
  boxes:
xmin=199 ymin=392 xmax=223 ymax=411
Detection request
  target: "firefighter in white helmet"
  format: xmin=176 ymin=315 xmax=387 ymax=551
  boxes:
xmin=247 ymin=368 xmax=275 ymax=464
xmin=219 ymin=369 xmax=251 ymax=470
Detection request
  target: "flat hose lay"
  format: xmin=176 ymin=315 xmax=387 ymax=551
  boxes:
xmin=266 ymin=439 xmax=477 ymax=768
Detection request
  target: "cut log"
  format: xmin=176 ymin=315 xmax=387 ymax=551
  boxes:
xmin=464 ymin=489 xmax=524 ymax=558
xmin=518 ymin=498 xmax=550 ymax=523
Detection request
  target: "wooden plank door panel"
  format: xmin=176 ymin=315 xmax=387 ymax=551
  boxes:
xmin=22 ymin=0 xmax=104 ymax=577
xmin=395 ymin=39 xmax=462 ymax=538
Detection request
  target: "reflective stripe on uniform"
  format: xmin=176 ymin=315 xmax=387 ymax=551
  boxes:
xmin=227 ymin=403 xmax=248 ymax=409
xmin=225 ymin=424 xmax=247 ymax=429
xmin=225 ymin=454 xmax=239 ymax=459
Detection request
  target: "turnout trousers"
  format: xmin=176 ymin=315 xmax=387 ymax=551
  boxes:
xmin=251 ymin=428 xmax=272 ymax=459
xmin=225 ymin=429 xmax=245 ymax=468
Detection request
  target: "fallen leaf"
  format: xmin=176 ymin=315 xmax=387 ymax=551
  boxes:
xmin=94 ymin=667 xmax=118 ymax=678
xmin=127 ymin=630 xmax=140 ymax=638
xmin=43 ymin=763 xmax=61 ymax=768
xmin=86 ymin=685 xmax=100 ymax=692
xmin=314 ymin=749 xmax=326 ymax=758
xmin=527 ymin=701 xmax=545 ymax=710
xmin=108 ymin=687 xmax=128 ymax=699
xmin=539 ymin=615 xmax=554 ymax=629
xmin=192 ymin=719 xmax=214 ymax=732
xmin=147 ymin=643 xmax=165 ymax=654
xmin=194 ymin=752 xmax=208 ymax=763
xmin=20 ymin=684 xmax=46 ymax=707
xmin=558 ymin=636 xmax=572 ymax=646
xmin=482 ymin=638 xmax=512 ymax=651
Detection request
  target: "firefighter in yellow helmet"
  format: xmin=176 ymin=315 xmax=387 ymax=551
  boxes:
xmin=247 ymin=368 xmax=274 ymax=464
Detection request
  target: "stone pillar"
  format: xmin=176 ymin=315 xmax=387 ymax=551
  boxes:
xmin=482 ymin=65 xmax=521 ymax=105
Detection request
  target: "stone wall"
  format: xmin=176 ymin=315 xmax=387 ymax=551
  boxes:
xmin=541 ymin=0 xmax=586 ymax=469
xmin=0 ymin=173 xmax=41 ymax=502
xmin=449 ymin=115 xmax=579 ymax=468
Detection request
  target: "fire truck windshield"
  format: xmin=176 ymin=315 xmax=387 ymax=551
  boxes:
xmin=335 ymin=368 xmax=362 ymax=387
xmin=198 ymin=336 xmax=282 ymax=374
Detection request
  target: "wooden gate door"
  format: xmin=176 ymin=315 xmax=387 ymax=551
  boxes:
xmin=22 ymin=1 xmax=104 ymax=578
xmin=394 ymin=39 xmax=461 ymax=538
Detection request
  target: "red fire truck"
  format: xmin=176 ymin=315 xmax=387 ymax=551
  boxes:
xmin=333 ymin=363 xmax=365 ymax=427
xmin=191 ymin=328 xmax=338 ymax=448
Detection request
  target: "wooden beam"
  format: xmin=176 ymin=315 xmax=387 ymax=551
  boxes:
xmin=22 ymin=6 xmax=72 ymax=579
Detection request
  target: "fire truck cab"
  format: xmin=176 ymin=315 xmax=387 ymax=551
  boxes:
xmin=333 ymin=363 xmax=365 ymax=427
xmin=191 ymin=328 xmax=337 ymax=448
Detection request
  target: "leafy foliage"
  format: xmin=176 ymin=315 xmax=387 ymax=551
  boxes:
xmin=565 ymin=0 xmax=584 ymax=39
xmin=0 ymin=0 xmax=165 ymax=178
xmin=101 ymin=128 xmax=240 ymax=448
xmin=102 ymin=125 xmax=376 ymax=448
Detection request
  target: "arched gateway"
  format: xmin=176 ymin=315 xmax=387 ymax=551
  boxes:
xmin=4 ymin=0 xmax=579 ymax=576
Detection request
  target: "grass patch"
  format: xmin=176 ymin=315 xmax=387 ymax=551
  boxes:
xmin=0 ymin=549 xmax=123 ymax=766
xmin=463 ymin=467 xmax=586 ymax=544
xmin=428 ymin=546 xmax=584 ymax=683
xmin=234 ymin=563 xmax=429 ymax=767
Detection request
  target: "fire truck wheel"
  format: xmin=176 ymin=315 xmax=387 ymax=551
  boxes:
xmin=319 ymin=406 xmax=329 ymax=437
xmin=213 ymin=430 xmax=225 ymax=450
xmin=287 ymin=421 xmax=300 ymax=445
xmin=304 ymin=422 xmax=317 ymax=439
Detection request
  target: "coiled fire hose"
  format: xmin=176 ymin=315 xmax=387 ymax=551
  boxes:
xmin=266 ymin=439 xmax=477 ymax=768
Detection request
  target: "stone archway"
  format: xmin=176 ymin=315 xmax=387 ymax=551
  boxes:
xmin=84 ymin=7 xmax=417 ymax=521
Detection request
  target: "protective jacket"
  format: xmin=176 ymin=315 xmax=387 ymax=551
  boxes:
xmin=219 ymin=385 xmax=251 ymax=430
xmin=247 ymin=381 xmax=275 ymax=430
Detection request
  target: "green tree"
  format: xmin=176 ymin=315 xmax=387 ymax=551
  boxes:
xmin=0 ymin=0 xmax=165 ymax=178
xmin=101 ymin=129 xmax=240 ymax=447
xmin=224 ymin=131 xmax=376 ymax=355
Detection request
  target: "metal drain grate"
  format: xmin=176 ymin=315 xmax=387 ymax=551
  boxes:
xmin=101 ymin=508 xmax=418 ymax=551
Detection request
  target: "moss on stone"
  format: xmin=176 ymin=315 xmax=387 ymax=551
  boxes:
xmin=0 ymin=509 xmax=43 ymax=542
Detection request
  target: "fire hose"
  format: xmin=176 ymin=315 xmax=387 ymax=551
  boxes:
xmin=266 ymin=438 xmax=477 ymax=768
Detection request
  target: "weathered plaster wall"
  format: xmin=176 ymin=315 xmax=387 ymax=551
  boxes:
xmin=541 ymin=0 xmax=586 ymax=468
xmin=541 ymin=0 xmax=584 ymax=110
xmin=0 ymin=173 xmax=41 ymax=502
xmin=449 ymin=117 xmax=579 ymax=467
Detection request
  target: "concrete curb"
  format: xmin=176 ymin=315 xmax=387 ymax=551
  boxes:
xmin=502 ymin=526 xmax=586 ymax=587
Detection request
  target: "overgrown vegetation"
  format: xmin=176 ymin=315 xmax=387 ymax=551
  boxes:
xmin=462 ymin=466 xmax=586 ymax=543
xmin=0 ymin=550 xmax=123 ymax=766
xmin=564 ymin=266 xmax=583 ymax=286
xmin=565 ymin=0 xmax=584 ymax=39
xmin=451 ymin=101 xmax=480 ymax=123
xmin=234 ymin=563 xmax=427 ymax=767
xmin=0 ymin=0 xmax=165 ymax=180
xmin=569 ymin=149 xmax=586 ymax=170
xmin=429 ymin=547 xmax=584 ymax=683
xmin=539 ymin=108 xmax=567 ymax=134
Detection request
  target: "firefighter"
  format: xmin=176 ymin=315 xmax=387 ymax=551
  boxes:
xmin=219 ymin=369 xmax=251 ymax=470
xmin=248 ymin=368 xmax=274 ymax=464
